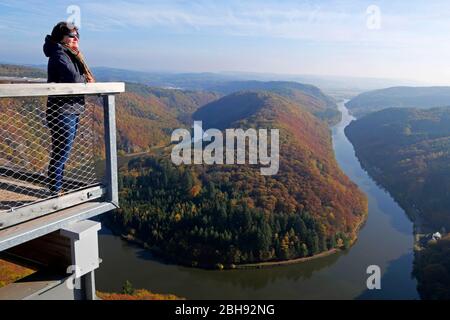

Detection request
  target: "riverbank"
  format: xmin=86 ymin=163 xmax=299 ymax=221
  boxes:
xmin=120 ymin=231 xmax=345 ymax=270
xmin=233 ymin=248 xmax=339 ymax=269
xmin=346 ymin=152 xmax=435 ymax=240
xmin=102 ymin=209 xmax=368 ymax=271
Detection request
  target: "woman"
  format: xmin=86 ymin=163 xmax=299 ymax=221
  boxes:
xmin=43 ymin=21 xmax=95 ymax=195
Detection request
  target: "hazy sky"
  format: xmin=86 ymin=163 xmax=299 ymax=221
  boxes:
xmin=1 ymin=0 xmax=450 ymax=84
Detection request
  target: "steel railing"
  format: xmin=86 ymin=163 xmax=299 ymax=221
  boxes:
xmin=0 ymin=82 xmax=124 ymax=229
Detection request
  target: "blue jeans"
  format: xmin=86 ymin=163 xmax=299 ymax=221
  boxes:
xmin=47 ymin=113 xmax=80 ymax=193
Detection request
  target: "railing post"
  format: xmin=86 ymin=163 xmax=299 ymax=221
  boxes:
xmin=103 ymin=94 xmax=119 ymax=206
xmin=83 ymin=271 xmax=97 ymax=300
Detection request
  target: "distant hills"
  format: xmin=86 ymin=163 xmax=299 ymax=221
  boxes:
xmin=90 ymin=66 xmax=423 ymax=92
xmin=0 ymin=63 xmax=343 ymax=159
xmin=1 ymin=62 xmax=424 ymax=91
xmin=92 ymin=66 xmax=239 ymax=90
xmin=114 ymin=81 xmax=339 ymax=152
xmin=94 ymin=67 xmax=341 ymax=124
xmin=346 ymin=86 xmax=450 ymax=117
xmin=0 ymin=64 xmax=46 ymax=81
xmin=206 ymin=81 xmax=340 ymax=124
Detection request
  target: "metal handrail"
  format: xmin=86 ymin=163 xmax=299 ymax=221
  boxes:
xmin=0 ymin=82 xmax=125 ymax=98
xmin=0 ymin=82 xmax=124 ymax=229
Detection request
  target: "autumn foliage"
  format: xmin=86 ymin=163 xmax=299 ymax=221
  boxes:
xmin=111 ymin=91 xmax=367 ymax=268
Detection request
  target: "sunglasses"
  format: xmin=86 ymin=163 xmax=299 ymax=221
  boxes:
xmin=67 ymin=31 xmax=79 ymax=39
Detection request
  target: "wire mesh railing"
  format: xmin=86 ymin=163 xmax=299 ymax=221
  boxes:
xmin=0 ymin=83 xmax=123 ymax=229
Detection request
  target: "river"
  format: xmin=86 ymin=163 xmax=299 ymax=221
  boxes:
xmin=95 ymin=101 xmax=419 ymax=299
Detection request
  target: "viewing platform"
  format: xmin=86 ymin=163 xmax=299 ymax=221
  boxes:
xmin=0 ymin=82 xmax=124 ymax=299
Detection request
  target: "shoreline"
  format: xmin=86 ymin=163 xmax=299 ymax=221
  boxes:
xmin=119 ymin=232 xmax=346 ymax=270
xmin=102 ymin=213 xmax=368 ymax=271
xmin=233 ymin=248 xmax=340 ymax=269
xmin=343 ymin=138 xmax=441 ymax=253
xmin=349 ymin=153 xmax=433 ymax=236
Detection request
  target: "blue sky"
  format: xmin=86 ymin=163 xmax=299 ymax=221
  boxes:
xmin=1 ymin=0 xmax=450 ymax=84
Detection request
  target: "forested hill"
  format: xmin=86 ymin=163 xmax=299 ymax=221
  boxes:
xmin=94 ymin=83 xmax=220 ymax=153
xmin=0 ymin=80 xmax=217 ymax=156
xmin=207 ymin=81 xmax=340 ymax=124
xmin=345 ymin=106 xmax=450 ymax=230
xmin=0 ymin=63 xmax=338 ymax=125
xmin=113 ymin=91 xmax=368 ymax=268
xmin=0 ymin=63 xmax=46 ymax=79
xmin=0 ymin=64 xmax=337 ymax=154
xmin=109 ymin=83 xmax=219 ymax=154
xmin=346 ymin=86 xmax=450 ymax=117
xmin=413 ymin=233 xmax=450 ymax=300
xmin=345 ymin=106 xmax=450 ymax=300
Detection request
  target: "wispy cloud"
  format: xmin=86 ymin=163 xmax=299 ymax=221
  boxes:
xmin=3 ymin=0 xmax=450 ymax=46
xmin=1 ymin=0 xmax=450 ymax=83
xmin=84 ymin=1 xmax=356 ymax=38
xmin=78 ymin=0 xmax=450 ymax=49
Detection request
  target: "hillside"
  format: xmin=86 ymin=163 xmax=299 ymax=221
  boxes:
xmin=91 ymin=66 xmax=423 ymax=92
xmin=124 ymin=83 xmax=220 ymax=124
xmin=345 ymin=106 xmax=450 ymax=231
xmin=111 ymin=91 xmax=368 ymax=268
xmin=94 ymin=67 xmax=340 ymax=125
xmin=102 ymin=83 xmax=219 ymax=153
xmin=105 ymin=79 xmax=340 ymax=125
xmin=345 ymin=106 xmax=450 ymax=300
xmin=413 ymin=234 xmax=450 ymax=300
xmin=207 ymin=81 xmax=340 ymax=124
xmin=93 ymin=67 xmax=239 ymax=90
xmin=0 ymin=63 xmax=220 ymax=154
xmin=0 ymin=64 xmax=46 ymax=79
xmin=346 ymin=87 xmax=450 ymax=117
xmin=0 ymin=81 xmax=218 ymax=159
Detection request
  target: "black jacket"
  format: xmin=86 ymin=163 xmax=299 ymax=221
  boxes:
xmin=43 ymin=35 xmax=85 ymax=115
xmin=43 ymin=35 xmax=86 ymax=83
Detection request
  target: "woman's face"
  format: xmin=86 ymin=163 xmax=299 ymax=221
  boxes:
xmin=62 ymin=31 xmax=79 ymax=51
